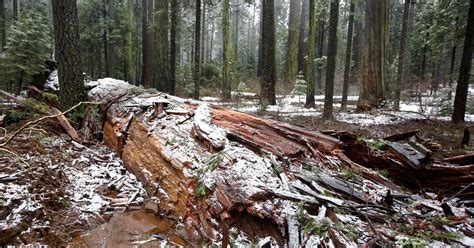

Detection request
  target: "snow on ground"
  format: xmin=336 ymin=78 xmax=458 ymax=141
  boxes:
xmin=200 ymin=85 xmax=474 ymax=125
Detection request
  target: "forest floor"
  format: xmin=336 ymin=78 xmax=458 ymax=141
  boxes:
xmin=0 ymin=81 xmax=473 ymax=246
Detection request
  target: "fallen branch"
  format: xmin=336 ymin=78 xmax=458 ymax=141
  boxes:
xmin=0 ymin=101 xmax=101 ymax=147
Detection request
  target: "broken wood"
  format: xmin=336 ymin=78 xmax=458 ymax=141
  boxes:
xmin=87 ymin=79 xmax=474 ymax=246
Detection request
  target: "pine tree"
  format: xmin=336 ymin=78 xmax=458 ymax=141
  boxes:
xmin=194 ymin=0 xmax=202 ymax=99
xmin=452 ymin=0 xmax=474 ymax=123
xmin=260 ymin=0 xmax=276 ymax=105
xmin=304 ymin=0 xmax=316 ymax=108
xmin=222 ymin=0 xmax=232 ymax=101
xmin=51 ymin=0 xmax=85 ymax=109
xmin=341 ymin=0 xmax=355 ymax=112
xmin=284 ymin=0 xmax=301 ymax=91
xmin=322 ymin=0 xmax=339 ymax=119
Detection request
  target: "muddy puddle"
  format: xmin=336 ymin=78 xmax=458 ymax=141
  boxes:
xmin=69 ymin=210 xmax=187 ymax=247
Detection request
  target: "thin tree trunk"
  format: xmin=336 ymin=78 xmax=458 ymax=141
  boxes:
xmin=124 ymin=0 xmax=133 ymax=83
xmin=452 ymin=0 xmax=474 ymax=123
xmin=103 ymin=1 xmax=110 ymax=77
xmin=297 ymin=0 xmax=309 ymax=75
xmin=141 ymin=0 xmax=153 ymax=88
xmin=304 ymin=0 xmax=316 ymax=108
xmin=12 ymin=0 xmax=18 ymax=21
xmin=315 ymin=21 xmax=325 ymax=94
xmin=341 ymin=0 xmax=355 ymax=112
xmin=51 ymin=0 xmax=85 ymax=109
xmin=394 ymin=0 xmax=411 ymax=111
xmin=260 ymin=0 xmax=276 ymax=105
xmin=170 ymin=0 xmax=179 ymax=95
xmin=0 ymin=0 xmax=5 ymax=52
xmin=108 ymin=1 xmax=116 ymax=78
xmin=322 ymin=0 xmax=339 ymax=119
xmin=234 ymin=0 xmax=239 ymax=65
xmin=194 ymin=0 xmax=202 ymax=99
xmin=222 ymin=0 xmax=232 ymax=100
xmin=284 ymin=0 xmax=301 ymax=92
xmin=201 ymin=0 xmax=206 ymax=65
xmin=420 ymin=32 xmax=429 ymax=81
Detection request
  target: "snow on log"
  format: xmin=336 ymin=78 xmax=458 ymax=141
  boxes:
xmin=88 ymin=79 xmax=474 ymax=246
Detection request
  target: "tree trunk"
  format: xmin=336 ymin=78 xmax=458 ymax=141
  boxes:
xmin=234 ymin=1 xmax=239 ymax=64
xmin=51 ymin=0 xmax=85 ymax=109
xmin=323 ymin=0 xmax=339 ymax=119
xmin=420 ymin=32 xmax=429 ymax=81
xmin=452 ymin=0 xmax=474 ymax=123
xmin=351 ymin=18 xmax=362 ymax=85
xmin=315 ymin=21 xmax=325 ymax=95
xmin=222 ymin=0 xmax=232 ymax=100
xmin=260 ymin=0 xmax=276 ymax=105
xmin=0 ymin=0 xmax=5 ymax=52
xmin=155 ymin=0 xmax=171 ymax=93
xmin=341 ymin=0 xmax=355 ymax=112
xmin=169 ymin=0 xmax=179 ymax=95
xmin=141 ymin=0 xmax=153 ymax=88
xmin=394 ymin=0 xmax=411 ymax=111
xmin=194 ymin=0 xmax=202 ymax=100
xmin=297 ymin=0 xmax=309 ymax=76
xmin=304 ymin=0 xmax=316 ymax=108
xmin=108 ymin=1 xmax=116 ymax=78
xmin=200 ymin=0 xmax=206 ymax=65
xmin=12 ymin=0 xmax=18 ymax=21
xmin=284 ymin=0 xmax=301 ymax=92
xmin=124 ymin=0 xmax=134 ymax=83
xmin=357 ymin=0 xmax=388 ymax=111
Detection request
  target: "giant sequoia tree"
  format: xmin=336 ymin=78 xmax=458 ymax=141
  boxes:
xmin=51 ymin=0 xmax=85 ymax=109
xmin=357 ymin=0 xmax=388 ymax=111
xmin=452 ymin=0 xmax=474 ymax=123
xmin=260 ymin=0 xmax=276 ymax=105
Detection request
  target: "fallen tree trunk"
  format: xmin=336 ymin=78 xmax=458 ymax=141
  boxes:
xmin=88 ymin=79 xmax=474 ymax=247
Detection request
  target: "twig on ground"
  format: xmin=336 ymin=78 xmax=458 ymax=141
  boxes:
xmin=0 ymin=147 xmax=30 ymax=167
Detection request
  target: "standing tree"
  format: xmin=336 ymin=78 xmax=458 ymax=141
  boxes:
xmin=222 ymin=0 xmax=231 ymax=100
xmin=260 ymin=0 xmax=276 ymax=105
xmin=284 ymin=0 xmax=301 ymax=91
xmin=141 ymin=0 xmax=153 ymax=88
xmin=12 ymin=0 xmax=18 ymax=21
xmin=304 ymin=0 xmax=316 ymax=108
xmin=169 ymin=0 xmax=179 ymax=95
xmin=124 ymin=0 xmax=133 ymax=83
xmin=357 ymin=0 xmax=388 ymax=111
xmin=394 ymin=0 xmax=411 ymax=111
xmin=193 ymin=0 xmax=202 ymax=99
xmin=0 ymin=0 xmax=5 ymax=52
xmin=155 ymin=0 xmax=171 ymax=93
xmin=452 ymin=0 xmax=474 ymax=123
xmin=322 ymin=0 xmax=339 ymax=119
xmin=51 ymin=0 xmax=85 ymax=109
xmin=297 ymin=0 xmax=309 ymax=75
xmin=341 ymin=0 xmax=355 ymax=112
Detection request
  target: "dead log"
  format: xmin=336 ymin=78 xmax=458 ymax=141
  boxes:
xmin=89 ymin=79 xmax=474 ymax=245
